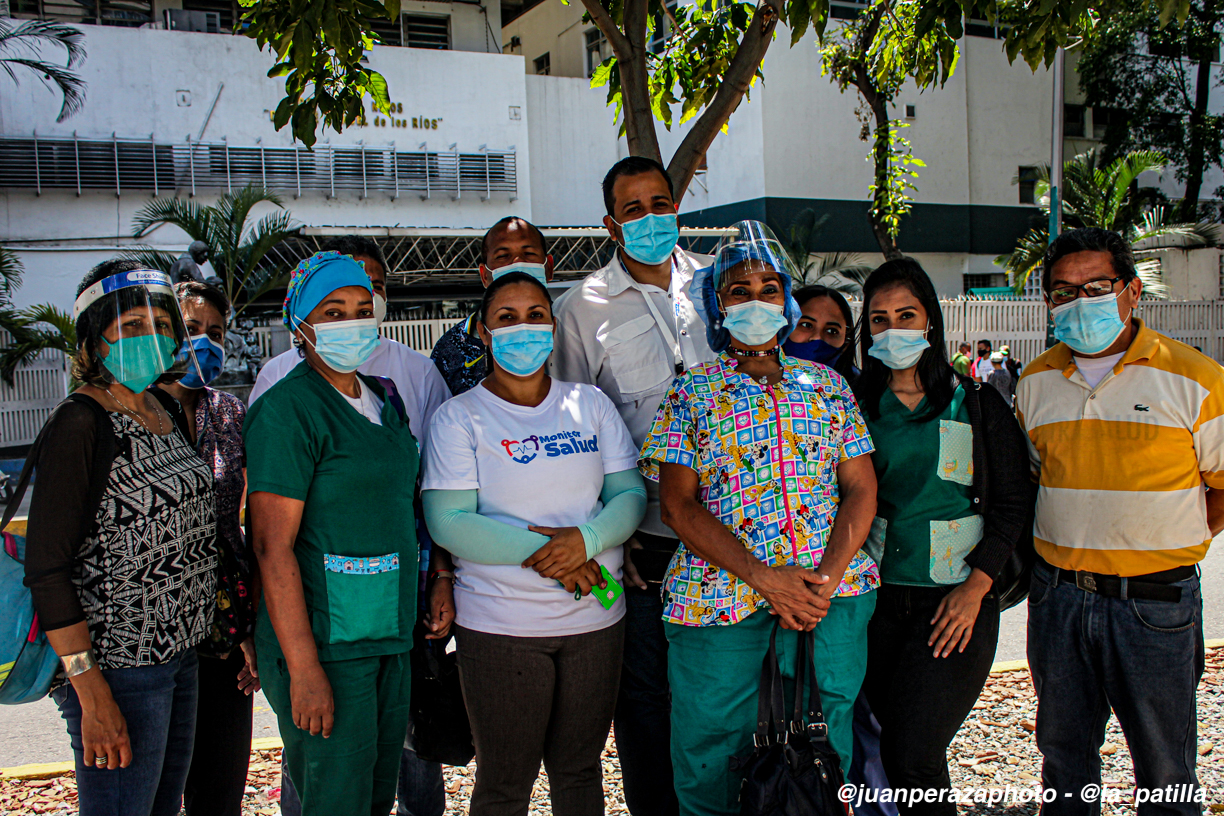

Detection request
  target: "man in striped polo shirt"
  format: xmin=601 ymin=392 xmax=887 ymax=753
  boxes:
xmin=1016 ymin=227 xmax=1224 ymax=815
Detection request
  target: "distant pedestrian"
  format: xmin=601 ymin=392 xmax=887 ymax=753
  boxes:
xmin=1000 ymin=344 xmax=1021 ymax=381
xmin=951 ymin=342 xmax=973 ymax=377
xmin=1016 ymin=227 xmax=1224 ymax=816
xmin=25 ymin=260 xmax=218 ymax=816
xmin=973 ymin=340 xmax=993 ymax=381
xmin=986 ymin=352 xmax=1014 ymax=407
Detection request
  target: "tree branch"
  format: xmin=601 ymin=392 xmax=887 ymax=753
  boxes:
xmin=575 ymin=0 xmax=631 ymax=58
xmin=667 ymin=0 xmax=784 ymax=198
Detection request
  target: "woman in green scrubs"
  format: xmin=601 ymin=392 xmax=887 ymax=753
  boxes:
xmin=244 ymin=251 xmax=424 ymax=816
xmin=853 ymin=258 xmax=1032 ymax=816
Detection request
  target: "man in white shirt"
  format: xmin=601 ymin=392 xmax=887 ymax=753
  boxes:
xmin=551 ymin=155 xmax=715 ymax=816
xmin=973 ymin=339 xmax=995 ymax=382
xmin=259 ymin=236 xmax=451 ymax=816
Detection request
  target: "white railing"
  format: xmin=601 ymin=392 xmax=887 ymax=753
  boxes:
xmin=252 ymin=318 xmax=465 ymax=358
xmin=0 ymin=337 xmax=70 ymax=447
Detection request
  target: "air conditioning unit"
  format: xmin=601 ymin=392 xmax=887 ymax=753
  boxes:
xmin=165 ymin=9 xmax=221 ymax=33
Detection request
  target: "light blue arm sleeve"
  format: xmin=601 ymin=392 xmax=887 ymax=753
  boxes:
xmin=577 ymin=469 xmax=647 ymax=560
xmin=422 ymin=489 xmax=549 ymax=565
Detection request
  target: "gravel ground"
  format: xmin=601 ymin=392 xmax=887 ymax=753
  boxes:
xmin=6 ymin=653 xmax=1224 ymax=816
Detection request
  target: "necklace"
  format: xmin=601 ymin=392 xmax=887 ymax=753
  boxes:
xmin=727 ymin=346 xmax=779 ymax=358
xmin=105 ymin=386 xmax=165 ymax=435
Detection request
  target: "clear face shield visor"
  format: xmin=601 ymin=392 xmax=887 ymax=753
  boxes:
xmin=73 ymin=269 xmax=203 ymax=393
xmin=709 ymin=221 xmax=800 ymax=292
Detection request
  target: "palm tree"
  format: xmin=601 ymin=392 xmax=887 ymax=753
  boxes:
xmin=0 ymin=19 xmax=86 ymax=122
xmin=126 ymin=185 xmax=299 ymax=318
xmin=1000 ymin=149 xmax=1222 ymax=297
xmin=776 ymin=208 xmax=874 ymax=296
xmin=0 ymin=246 xmax=77 ymax=385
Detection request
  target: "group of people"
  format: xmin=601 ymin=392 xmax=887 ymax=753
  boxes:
xmin=21 ymin=154 xmax=1220 ymax=816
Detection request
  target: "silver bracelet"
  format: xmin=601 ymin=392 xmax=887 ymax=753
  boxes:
xmin=60 ymin=649 xmax=97 ymax=678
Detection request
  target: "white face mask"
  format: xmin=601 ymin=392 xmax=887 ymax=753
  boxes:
xmin=373 ymin=293 xmax=388 ymax=326
xmin=491 ymin=262 xmax=548 ymax=285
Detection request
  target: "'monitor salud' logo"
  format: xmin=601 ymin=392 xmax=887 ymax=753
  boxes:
xmin=501 ymin=431 xmax=599 ymax=464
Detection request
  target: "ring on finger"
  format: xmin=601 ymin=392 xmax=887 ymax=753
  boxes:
xmin=95 ymin=756 xmax=108 ymax=767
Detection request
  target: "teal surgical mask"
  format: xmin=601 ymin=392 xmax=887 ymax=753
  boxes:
xmin=721 ymin=300 xmax=788 ymax=347
xmin=102 ymin=333 xmax=178 ymax=393
xmin=867 ymin=328 xmax=930 ymax=370
xmin=1051 ymin=293 xmax=1129 ymax=355
xmin=305 ymin=318 xmax=380 ymax=373
xmin=490 ymin=323 xmax=554 ymax=377
xmin=616 ymin=213 xmax=679 ymax=266
xmin=491 ymin=262 xmax=548 ymax=285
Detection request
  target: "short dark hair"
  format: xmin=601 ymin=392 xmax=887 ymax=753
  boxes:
xmin=321 ymin=236 xmax=388 ymax=277
xmin=793 ymin=285 xmax=858 ymax=381
xmin=958 ymin=342 xmax=971 ymax=352
xmin=175 ymin=281 xmax=230 ymax=323
xmin=480 ymin=216 xmax=547 ymax=265
xmin=1041 ymin=227 xmax=1136 ymax=292
xmin=601 ymin=156 xmax=674 ymax=217
xmin=977 ymin=339 xmax=991 ymax=349
xmin=478 ymin=271 xmax=553 ymax=326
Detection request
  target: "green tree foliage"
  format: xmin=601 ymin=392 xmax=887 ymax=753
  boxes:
xmin=0 ymin=19 xmax=86 ymax=123
xmin=999 ymin=149 xmax=1222 ymax=295
xmin=0 ymin=247 xmax=78 ymax=385
xmin=775 ymin=209 xmax=874 ymax=293
xmin=1077 ymin=0 xmax=1224 ymax=219
xmin=128 ymin=185 xmax=298 ymax=318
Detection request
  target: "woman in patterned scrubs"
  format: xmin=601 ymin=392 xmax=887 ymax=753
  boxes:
xmin=852 ymin=258 xmax=1031 ymax=816
xmin=640 ymin=221 xmax=880 ymax=816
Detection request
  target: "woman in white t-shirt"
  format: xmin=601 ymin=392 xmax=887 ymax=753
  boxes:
xmin=422 ymin=271 xmax=646 ymax=816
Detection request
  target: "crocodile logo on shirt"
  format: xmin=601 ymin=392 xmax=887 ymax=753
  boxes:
xmin=501 ymin=436 xmax=540 ymax=464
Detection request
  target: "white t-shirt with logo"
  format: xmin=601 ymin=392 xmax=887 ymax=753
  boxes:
xmin=422 ymin=379 xmax=639 ymax=637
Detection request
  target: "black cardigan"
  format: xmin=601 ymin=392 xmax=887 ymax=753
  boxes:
xmin=956 ymin=375 xmax=1037 ymax=581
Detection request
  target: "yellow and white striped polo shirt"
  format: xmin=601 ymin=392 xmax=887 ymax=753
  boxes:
xmin=1015 ymin=320 xmax=1224 ymax=576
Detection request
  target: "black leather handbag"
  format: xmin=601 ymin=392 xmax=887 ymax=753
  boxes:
xmin=733 ymin=622 xmax=847 ymax=816
xmin=409 ymin=623 xmax=475 ymax=766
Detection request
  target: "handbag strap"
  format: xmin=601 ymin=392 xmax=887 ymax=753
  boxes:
xmin=753 ymin=620 xmax=789 ymax=747
xmin=793 ymin=629 xmax=831 ymax=743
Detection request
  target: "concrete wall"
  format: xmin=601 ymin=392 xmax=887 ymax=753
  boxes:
xmin=503 ymin=0 xmax=589 ymax=78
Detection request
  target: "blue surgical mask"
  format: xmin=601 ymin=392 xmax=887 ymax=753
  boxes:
xmin=867 ymin=328 xmax=930 ymax=370
xmin=490 ymin=323 xmax=554 ymax=377
xmin=178 ymin=334 xmax=225 ymax=389
xmin=1051 ymin=293 xmax=1129 ymax=355
xmin=616 ymin=213 xmax=679 ymax=266
xmin=491 ymin=262 xmax=548 ymax=285
xmin=722 ymin=300 xmax=788 ymax=347
xmin=783 ymin=337 xmax=843 ymax=366
xmin=304 ymin=318 xmax=380 ymax=373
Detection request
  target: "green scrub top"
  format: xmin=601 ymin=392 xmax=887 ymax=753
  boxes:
xmin=245 ymin=364 xmax=419 ymax=662
xmin=864 ymin=384 xmax=980 ymax=587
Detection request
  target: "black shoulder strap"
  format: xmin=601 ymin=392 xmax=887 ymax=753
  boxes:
xmin=149 ymin=387 xmax=193 ymax=443
xmin=2 ymin=393 xmax=115 ymax=539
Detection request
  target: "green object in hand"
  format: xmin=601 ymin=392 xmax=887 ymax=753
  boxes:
xmin=593 ymin=566 xmax=623 ymax=610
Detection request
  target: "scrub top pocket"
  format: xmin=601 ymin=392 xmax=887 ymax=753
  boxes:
xmin=936 ymin=420 xmax=974 ymax=485
xmin=323 ymin=553 xmax=402 ymax=644
xmin=866 ymin=516 xmax=888 ymax=565
xmin=929 ymin=515 xmax=983 ymax=584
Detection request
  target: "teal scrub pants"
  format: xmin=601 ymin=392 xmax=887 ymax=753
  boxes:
xmin=261 ymin=639 xmax=411 ymax=816
xmin=664 ymin=592 xmax=876 ymax=816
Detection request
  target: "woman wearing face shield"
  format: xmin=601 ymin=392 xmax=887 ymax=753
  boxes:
xmin=244 ymin=252 xmax=421 ymax=816
xmin=641 ymin=221 xmax=879 ymax=816
xmin=155 ymin=281 xmax=259 ymax=816
xmin=852 ymin=259 xmax=1031 ymax=816
xmin=421 ymin=271 xmax=645 ymax=816
xmin=23 ymin=260 xmax=218 ymax=816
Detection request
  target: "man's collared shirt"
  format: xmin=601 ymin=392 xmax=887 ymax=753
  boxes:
xmin=638 ymin=352 xmax=880 ymax=627
xmin=1015 ymin=319 xmax=1224 ymax=576
xmin=552 ymin=249 xmax=716 ymax=537
xmin=430 ymin=314 xmax=488 ymax=397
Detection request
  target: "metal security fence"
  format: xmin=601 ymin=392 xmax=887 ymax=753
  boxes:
xmin=0 ymin=134 xmax=518 ymax=201
xmin=0 ymin=335 xmax=69 ymax=447
xmin=252 ymin=318 xmax=464 ymax=358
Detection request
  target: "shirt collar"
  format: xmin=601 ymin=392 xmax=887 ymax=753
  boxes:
xmin=603 ymin=250 xmax=691 ymax=297
xmin=1039 ymin=317 xmax=1157 ymax=379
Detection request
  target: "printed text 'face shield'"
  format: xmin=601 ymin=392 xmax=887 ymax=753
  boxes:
xmin=73 ymin=269 xmax=203 ymax=393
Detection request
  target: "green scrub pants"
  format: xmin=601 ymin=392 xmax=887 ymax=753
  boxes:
xmin=664 ymin=592 xmax=876 ymax=816
xmin=261 ymin=639 xmax=411 ymax=816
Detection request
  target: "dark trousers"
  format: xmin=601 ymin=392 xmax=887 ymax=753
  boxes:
xmin=54 ymin=648 xmax=199 ymax=816
xmin=614 ymin=586 xmax=679 ymax=816
xmin=863 ymin=584 xmax=999 ymax=816
xmin=1027 ymin=559 xmax=1204 ymax=816
xmin=455 ymin=620 xmax=625 ymax=816
xmin=184 ymin=650 xmax=253 ymax=816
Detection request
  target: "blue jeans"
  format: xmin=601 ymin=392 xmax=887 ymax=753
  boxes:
xmin=53 ymin=649 xmax=199 ymax=816
xmin=279 ymin=718 xmax=445 ymax=816
xmin=1027 ymin=559 xmax=1204 ymax=816
xmin=613 ymin=586 xmax=678 ymax=816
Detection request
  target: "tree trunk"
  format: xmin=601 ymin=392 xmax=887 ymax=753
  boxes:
xmin=847 ymin=7 xmax=901 ymax=259
xmin=1180 ymin=56 xmax=1213 ymax=221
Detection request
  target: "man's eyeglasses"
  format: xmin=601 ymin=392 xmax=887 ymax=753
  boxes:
xmin=1048 ymin=276 xmax=1125 ymax=306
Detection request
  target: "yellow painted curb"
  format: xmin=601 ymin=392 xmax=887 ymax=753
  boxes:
xmin=990 ymin=658 xmax=1029 ymax=673
xmin=0 ymin=760 xmax=73 ymax=780
xmin=251 ymin=737 xmax=284 ymax=751
xmin=5 ymin=516 xmax=27 ymax=537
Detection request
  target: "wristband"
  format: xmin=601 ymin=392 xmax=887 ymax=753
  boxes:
xmin=429 ymin=570 xmax=455 ymax=582
xmin=60 ymin=649 xmax=97 ymax=678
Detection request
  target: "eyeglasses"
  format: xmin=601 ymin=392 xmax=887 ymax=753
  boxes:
xmin=1048 ymin=276 xmax=1125 ymax=306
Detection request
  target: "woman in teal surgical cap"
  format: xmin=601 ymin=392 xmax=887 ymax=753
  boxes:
xmin=244 ymin=251 xmax=422 ymax=816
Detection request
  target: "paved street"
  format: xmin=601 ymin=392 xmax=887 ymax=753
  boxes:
xmin=4 ymin=541 xmax=1224 ymax=769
